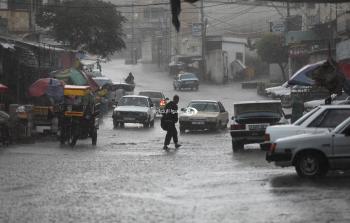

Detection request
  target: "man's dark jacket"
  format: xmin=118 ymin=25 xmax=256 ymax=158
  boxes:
xmin=161 ymin=101 xmax=178 ymax=130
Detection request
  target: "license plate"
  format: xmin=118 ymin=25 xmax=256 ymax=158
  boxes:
xmin=124 ymin=117 xmax=135 ymax=121
xmin=192 ymin=121 xmax=204 ymax=125
xmin=248 ymin=124 xmax=269 ymax=131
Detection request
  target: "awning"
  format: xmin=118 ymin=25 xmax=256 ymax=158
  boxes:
xmin=288 ymin=60 xmax=326 ymax=86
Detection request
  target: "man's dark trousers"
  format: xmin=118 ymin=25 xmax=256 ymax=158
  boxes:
xmin=164 ymin=123 xmax=178 ymax=146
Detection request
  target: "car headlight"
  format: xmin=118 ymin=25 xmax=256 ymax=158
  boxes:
xmin=180 ymin=116 xmax=189 ymax=121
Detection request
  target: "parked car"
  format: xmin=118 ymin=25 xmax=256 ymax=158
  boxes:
xmin=112 ymin=95 xmax=156 ymax=128
xmin=179 ymin=100 xmax=229 ymax=133
xmin=173 ymin=72 xmax=199 ymax=91
xmin=304 ymin=93 xmax=350 ymax=112
xmin=230 ymin=100 xmax=288 ymax=152
xmin=265 ymin=82 xmax=289 ymax=98
xmin=261 ymin=105 xmax=350 ymax=151
xmin=138 ymin=90 xmax=168 ymax=113
xmin=266 ymin=116 xmax=350 ymax=178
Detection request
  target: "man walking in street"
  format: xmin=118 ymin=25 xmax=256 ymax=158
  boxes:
xmin=162 ymin=95 xmax=181 ymax=150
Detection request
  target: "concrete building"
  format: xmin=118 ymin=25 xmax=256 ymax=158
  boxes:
xmin=205 ymin=36 xmax=246 ymax=84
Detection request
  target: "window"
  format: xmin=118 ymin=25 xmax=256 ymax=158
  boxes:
xmin=236 ymin=52 xmax=243 ymax=62
xmin=308 ymin=109 xmax=350 ymax=128
xmin=294 ymin=107 xmax=320 ymax=126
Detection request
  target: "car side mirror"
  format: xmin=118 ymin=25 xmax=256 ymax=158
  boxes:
xmin=150 ymin=103 xmax=154 ymax=107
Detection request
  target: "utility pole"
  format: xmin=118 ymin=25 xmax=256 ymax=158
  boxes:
xmin=131 ymin=1 xmax=135 ymax=64
xmin=201 ymin=0 xmax=207 ymax=79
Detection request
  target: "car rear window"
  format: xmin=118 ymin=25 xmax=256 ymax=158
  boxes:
xmin=139 ymin=92 xmax=163 ymax=98
xmin=181 ymin=73 xmax=196 ymax=79
xmin=294 ymin=106 xmax=321 ymax=126
xmin=119 ymin=97 xmax=148 ymax=107
xmin=234 ymin=103 xmax=282 ymax=116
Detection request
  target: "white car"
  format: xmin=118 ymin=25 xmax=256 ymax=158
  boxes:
xmin=261 ymin=105 xmax=350 ymax=150
xmin=266 ymin=116 xmax=350 ymax=178
xmin=304 ymin=94 xmax=350 ymax=112
xmin=112 ymin=95 xmax=156 ymax=128
xmin=265 ymin=82 xmax=289 ymax=98
xmin=179 ymin=100 xmax=229 ymax=133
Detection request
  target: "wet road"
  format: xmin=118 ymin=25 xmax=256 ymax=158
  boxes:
xmin=1 ymin=60 xmax=350 ymax=223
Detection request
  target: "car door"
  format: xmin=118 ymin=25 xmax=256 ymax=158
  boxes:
xmin=332 ymin=125 xmax=350 ymax=169
xmin=307 ymin=109 xmax=350 ymax=134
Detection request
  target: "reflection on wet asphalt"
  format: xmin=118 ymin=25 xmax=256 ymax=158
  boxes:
xmin=1 ymin=60 xmax=350 ymax=222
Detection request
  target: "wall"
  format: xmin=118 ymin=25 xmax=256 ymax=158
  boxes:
xmin=222 ymin=39 xmax=246 ymax=80
xmin=141 ymin=35 xmax=152 ymax=63
xmin=206 ymin=49 xmax=224 ymax=84
xmin=0 ymin=10 xmax=29 ymax=32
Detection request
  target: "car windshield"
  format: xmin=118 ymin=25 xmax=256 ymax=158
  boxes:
xmin=188 ymin=102 xmax=219 ymax=112
xmin=118 ymin=97 xmax=148 ymax=107
xmin=181 ymin=73 xmax=196 ymax=79
xmin=234 ymin=103 xmax=282 ymax=117
xmin=294 ymin=106 xmax=321 ymax=126
xmin=139 ymin=92 xmax=163 ymax=98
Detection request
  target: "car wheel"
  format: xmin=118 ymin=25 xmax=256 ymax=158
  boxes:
xmin=143 ymin=117 xmax=151 ymax=128
xmin=113 ymin=119 xmax=118 ymax=128
xmin=295 ymin=152 xmax=328 ymax=178
xmin=180 ymin=125 xmax=185 ymax=133
xmin=232 ymin=140 xmax=244 ymax=152
xmin=221 ymin=121 xmax=228 ymax=130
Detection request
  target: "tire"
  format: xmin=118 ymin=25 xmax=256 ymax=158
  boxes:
xmin=91 ymin=129 xmax=97 ymax=146
xmin=295 ymin=152 xmax=328 ymax=178
xmin=232 ymin=140 xmax=244 ymax=152
xmin=180 ymin=125 xmax=185 ymax=133
xmin=143 ymin=117 xmax=150 ymax=128
xmin=113 ymin=119 xmax=118 ymax=128
xmin=69 ymin=135 xmax=78 ymax=147
xmin=221 ymin=121 xmax=228 ymax=130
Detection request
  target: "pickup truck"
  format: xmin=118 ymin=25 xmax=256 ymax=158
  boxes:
xmin=261 ymin=105 xmax=350 ymax=151
xmin=266 ymin=116 xmax=350 ymax=178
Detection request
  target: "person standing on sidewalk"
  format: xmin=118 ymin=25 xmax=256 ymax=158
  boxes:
xmin=162 ymin=95 xmax=181 ymax=150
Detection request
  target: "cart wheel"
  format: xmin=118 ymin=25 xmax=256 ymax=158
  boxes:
xmin=92 ymin=130 xmax=97 ymax=146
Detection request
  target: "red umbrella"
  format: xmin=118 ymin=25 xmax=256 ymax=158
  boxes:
xmin=0 ymin=83 xmax=8 ymax=93
xmin=28 ymin=78 xmax=65 ymax=97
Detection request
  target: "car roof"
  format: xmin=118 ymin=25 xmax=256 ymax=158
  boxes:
xmin=234 ymin=100 xmax=281 ymax=105
xmin=190 ymin=100 xmax=218 ymax=103
xmin=138 ymin=90 xmax=163 ymax=93
xmin=122 ymin=95 xmax=149 ymax=99
xmin=318 ymin=104 xmax=350 ymax=108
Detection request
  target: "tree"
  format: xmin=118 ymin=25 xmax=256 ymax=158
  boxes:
xmin=36 ymin=0 xmax=126 ymax=57
xmin=256 ymin=33 xmax=289 ymax=81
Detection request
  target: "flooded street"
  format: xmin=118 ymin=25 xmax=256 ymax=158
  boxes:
xmin=1 ymin=60 xmax=350 ymax=223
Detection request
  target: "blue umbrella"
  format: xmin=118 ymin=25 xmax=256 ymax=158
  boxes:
xmin=288 ymin=60 xmax=326 ymax=86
